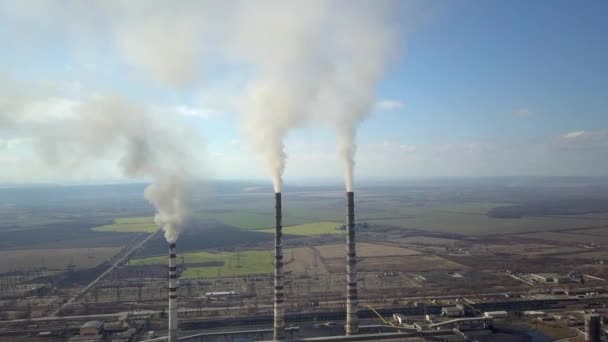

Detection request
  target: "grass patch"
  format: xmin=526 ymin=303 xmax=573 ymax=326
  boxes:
xmin=129 ymin=250 xmax=273 ymax=278
xmin=92 ymin=217 xmax=157 ymax=233
xmin=201 ymin=211 xmax=316 ymax=230
xmin=202 ymin=212 xmax=275 ymax=230
xmin=258 ymin=221 xmax=344 ymax=236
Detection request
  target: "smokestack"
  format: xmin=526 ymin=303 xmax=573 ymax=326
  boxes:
xmin=345 ymin=192 xmax=359 ymax=335
xmin=274 ymin=192 xmax=285 ymax=341
xmin=585 ymin=313 xmax=601 ymax=342
xmin=168 ymin=243 xmax=178 ymax=342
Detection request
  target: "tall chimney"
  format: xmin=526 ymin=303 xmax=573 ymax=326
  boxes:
xmin=345 ymin=192 xmax=359 ymax=335
xmin=274 ymin=192 xmax=285 ymax=341
xmin=585 ymin=313 xmax=601 ymax=342
xmin=168 ymin=243 xmax=178 ymax=342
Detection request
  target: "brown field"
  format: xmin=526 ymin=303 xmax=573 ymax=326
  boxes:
xmin=0 ymin=247 xmax=122 ymax=272
xmin=396 ymin=236 xmax=457 ymax=246
xmin=316 ymin=243 xmax=421 ymax=259
xmin=519 ymin=232 xmax=608 ymax=244
xmin=284 ymin=247 xmax=329 ymax=274
xmin=483 ymin=243 xmax=581 ymax=255
xmin=322 ymin=255 xmax=466 ymax=273
xmin=359 ymin=255 xmax=466 ymax=272
xmin=571 ymin=227 xmax=608 ymax=236
xmin=555 ymin=251 xmax=608 ymax=260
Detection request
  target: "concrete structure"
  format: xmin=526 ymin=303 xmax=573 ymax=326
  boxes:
xmin=80 ymin=321 xmax=104 ymax=336
xmin=274 ymin=192 xmax=285 ymax=341
xmin=345 ymin=191 xmax=359 ymax=335
xmin=393 ymin=314 xmax=407 ymax=325
xmin=441 ymin=305 xmax=464 ymax=317
xmin=484 ymin=311 xmax=508 ymax=318
xmin=168 ymin=243 xmax=178 ymax=342
xmin=585 ymin=313 xmax=601 ymax=342
xmin=204 ymin=291 xmax=238 ymax=300
xmin=530 ymin=273 xmax=570 ymax=284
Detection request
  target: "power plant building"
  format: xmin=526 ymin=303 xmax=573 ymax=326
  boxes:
xmin=442 ymin=305 xmax=465 ymax=317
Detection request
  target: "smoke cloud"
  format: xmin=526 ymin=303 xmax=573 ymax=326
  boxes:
xmin=1 ymin=0 xmax=403 ymax=193
xmin=0 ymin=78 xmax=202 ymax=242
xmin=41 ymin=96 xmax=201 ymax=243
xmin=231 ymin=1 xmax=399 ymax=192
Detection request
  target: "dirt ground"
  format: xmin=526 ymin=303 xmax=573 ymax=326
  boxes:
xmin=482 ymin=243 xmax=582 ymax=256
xmin=315 ymin=242 xmax=421 ymax=259
xmin=0 ymin=247 xmax=122 ymax=272
xmin=283 ymin=247 xmax=329 ymax=274
xmin=323 ymin=255 xmax=467 ymax=273
xmin=518 ymin=232 xmax=608 ymax=244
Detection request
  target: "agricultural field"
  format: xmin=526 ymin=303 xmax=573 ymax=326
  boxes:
xmin=482 ymin=243 xmax=581 ymax=256
xmin=315 ymin=243 xmax=421 ymax=259
xmin=519 ymin=232 xmax=608 ymax=244
xmin=571 ymin=227 xmax=608 ymax=236
xmin=395 ymin=236 xmax=457 ymax=246
xmin=554 ymin=251 xmax=608 ymax=260
xmin=129 ymin=250 xmax=273 ymax=278
xmin=92 ymin=217 xmax=157 ymax=233
xmin=258 ymin=221 xmax=344 ymax=236
xmin=283 ymin=247 xmax=329 ymax=274
xmin=323 ymin=255 xmax=466 ymax=273
xmin=0 ymin=247 xmax=122 ymax=272
xmin=200 ymin=210 xmax=317 ymax=230
xmin=366 ymin=209 xmax=608 ymax=236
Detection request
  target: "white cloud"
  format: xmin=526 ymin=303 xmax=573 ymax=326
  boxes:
xmin=557 ymin=130 xmax=608 ymax=151
xmin=375 ymin=100 xmax=404 ymax=111
xmin=562 ymin=130 xmax=588 ymax=140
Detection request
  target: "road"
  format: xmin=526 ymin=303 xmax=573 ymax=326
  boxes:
xmin=50 ymin=229 xmax=161 ymax=317
xmin=4 ymin=295 xmax=592 ymax=327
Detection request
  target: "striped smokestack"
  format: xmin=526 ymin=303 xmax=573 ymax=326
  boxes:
xmin=168 ymin=243 xmax=178 ymax=342
xmin=345 ymin=192 xmax=359 ymax=335
xmin=274 ymin=192 xmax=285 ymax=341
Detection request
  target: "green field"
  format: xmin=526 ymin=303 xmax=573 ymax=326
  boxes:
xmin=258 ymin=221 xmax=344 ymax=236
xmin=201 ymin=211 xmax=316 ymax=230
xmin=92 ymin=217 xmax=158 ymax=233
xmin=129 ymin=250 xmax=273 ymax=278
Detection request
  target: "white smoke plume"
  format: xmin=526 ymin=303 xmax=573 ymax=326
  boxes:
xmin=0 ymin=78 xmax=201 ymax=242
xmin=230 ymin=1 xmax=399 ymax=192
xmin=41 ymin=96 xmax=200 ymax=243
xmin=1 ymin=0 xmax=403 ymax=193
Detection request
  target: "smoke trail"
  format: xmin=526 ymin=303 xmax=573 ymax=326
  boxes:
xmin=232 ymin=1 xmax=330 ymax=192
xmin=231 ymin=1 xmax=398 ymax=191
xmin=1 ymin=1 xmax=403 ymax=192
xmin=0 ymin=80 xmax=202 ymax=242
xmin=10 ymin=94 xmax=202 ymax=244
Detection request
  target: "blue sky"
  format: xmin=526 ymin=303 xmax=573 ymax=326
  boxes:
xmin=0 ymin=0 xmax=607 ymax=183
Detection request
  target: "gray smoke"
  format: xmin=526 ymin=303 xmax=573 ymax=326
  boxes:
xmin=42 ymin=96 xmax=199 ymax=243
xmin=232 ymin=1 xmax=399 ymax=192
xmin=0 ymin=81 xmax=201 ymax=243
xmin=1 ymin=0 xmax=402 ymax=193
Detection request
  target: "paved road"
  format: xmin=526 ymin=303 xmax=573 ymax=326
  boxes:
xmin=50 ymin=229 xmax=161 ymax=317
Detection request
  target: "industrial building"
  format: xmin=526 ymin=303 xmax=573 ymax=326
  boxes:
xmin=68 ymin=321 xmax=106 ymax=342
xmin=530 ymin=273 xmax=572 ymax=284
xmin=441 ymin=305 xmax=465 ymax=317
